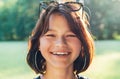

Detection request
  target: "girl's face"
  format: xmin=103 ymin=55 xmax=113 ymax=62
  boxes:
xmin=39 ymin=13 xmax=82 ymax=69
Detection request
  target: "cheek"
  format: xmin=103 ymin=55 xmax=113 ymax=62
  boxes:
xmin=69 ymin=39 xmax=82 ymax=52
xmin=68 ymin=39 xmax=82 ymax=61
xmin=68 ymin=38 xmax=81 ymax=47
xmin=39 ymin=38 xmax=51 ymax=51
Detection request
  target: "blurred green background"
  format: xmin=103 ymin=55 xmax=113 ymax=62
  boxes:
xmin=0 ymin=0 xmax=120 ymax=79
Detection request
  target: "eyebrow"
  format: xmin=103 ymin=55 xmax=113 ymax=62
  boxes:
xmin=47 ymin=29 xmax=56 ymax=32
xmin=47 ymin=29 xmax=74 ymax=34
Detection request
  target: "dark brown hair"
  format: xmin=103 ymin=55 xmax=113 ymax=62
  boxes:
xmin=27 ymin=4 xmax=94 ymax=75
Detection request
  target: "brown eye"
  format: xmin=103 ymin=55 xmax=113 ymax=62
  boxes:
xmin=66 ymin=34 xmax=76 ymax=37
xmin=46 ymin=34 xmax=55 ymax=37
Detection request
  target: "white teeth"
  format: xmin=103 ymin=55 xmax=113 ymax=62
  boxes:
xmin=52 ymin=52 xmax=69 ymax=55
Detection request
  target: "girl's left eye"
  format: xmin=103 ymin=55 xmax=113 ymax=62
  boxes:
xmin=66 ymin=34 xmax=76 ymax=37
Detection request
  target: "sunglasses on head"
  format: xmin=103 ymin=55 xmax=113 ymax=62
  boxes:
xmin=39 ymin=1 xmax=83 ymax=15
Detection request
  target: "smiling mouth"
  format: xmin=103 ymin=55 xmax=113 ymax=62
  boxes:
xmin=51 ymin=52 xmax=70 ymax=56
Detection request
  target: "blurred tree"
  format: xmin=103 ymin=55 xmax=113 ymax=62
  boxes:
xmin=0 ymin=0 xmax=120 ymax=41
xmin=86 ymin=0 xmax=120 ymax=40
xmin=0 ymin=0 xmax=38 ymax=41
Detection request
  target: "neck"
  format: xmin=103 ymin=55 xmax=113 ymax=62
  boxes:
xmin=43 ymin=65 xmax=75 ymax=79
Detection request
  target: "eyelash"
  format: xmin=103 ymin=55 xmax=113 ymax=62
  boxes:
xmin=45 ymin=34 xmax=76 ymax=38
xmin=67 ymin=34 xmax=76 ymax=37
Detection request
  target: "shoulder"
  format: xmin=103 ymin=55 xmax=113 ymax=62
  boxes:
xmin=77 ymin=74 xmax=89 ymax=79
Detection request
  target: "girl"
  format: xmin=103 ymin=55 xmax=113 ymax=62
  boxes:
xmin=27 ymin=0 xmax=94 ymax=79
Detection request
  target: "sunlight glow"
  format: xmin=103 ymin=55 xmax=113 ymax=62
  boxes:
xmin=0 ymin=1 xmax=4 ymax=7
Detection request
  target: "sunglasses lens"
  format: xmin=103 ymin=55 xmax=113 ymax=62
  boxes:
xmin=42 ymin=2 xmax=47 ymax=9
xmin=66 ymin=2 xmax=82 ymax=11
xmin=40 ymin=1 xmax=82 ymax=11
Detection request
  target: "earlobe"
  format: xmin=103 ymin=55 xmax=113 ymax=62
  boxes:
xmin=39 ymin=47 xmax=41 ymax=51
xmin=38 ymin=45 xmax=41 ymax=51
xmin=80 ymin=46 xmax=84 ymax=54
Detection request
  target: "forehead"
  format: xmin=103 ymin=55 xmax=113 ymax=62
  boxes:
xmin=48 ymin=12 xmax=74 ymax=30
xmin=49 ymin=13 xmax=69 ymax=27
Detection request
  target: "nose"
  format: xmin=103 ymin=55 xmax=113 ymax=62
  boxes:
xmin=55 ymin=37 xmax=67 ymax=47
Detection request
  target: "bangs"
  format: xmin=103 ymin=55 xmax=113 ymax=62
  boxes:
xmin=40 ymin=5 xmax=82 ymax=39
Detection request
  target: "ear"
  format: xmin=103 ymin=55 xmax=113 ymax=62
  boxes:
xmin=38 ymin=46 xmax=41 ymax=51
xmin=81 ymin=45 xmax=84 ymax=50
xmin=80 ymin=45 xmax=84 ymax=54
xmin=38 ymin=41 xmax=40 ymax=51
xmin=80 ymin=44 xmax=83 ymax=50
xmin=38 ymin=43 xmax=41 ymax=51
